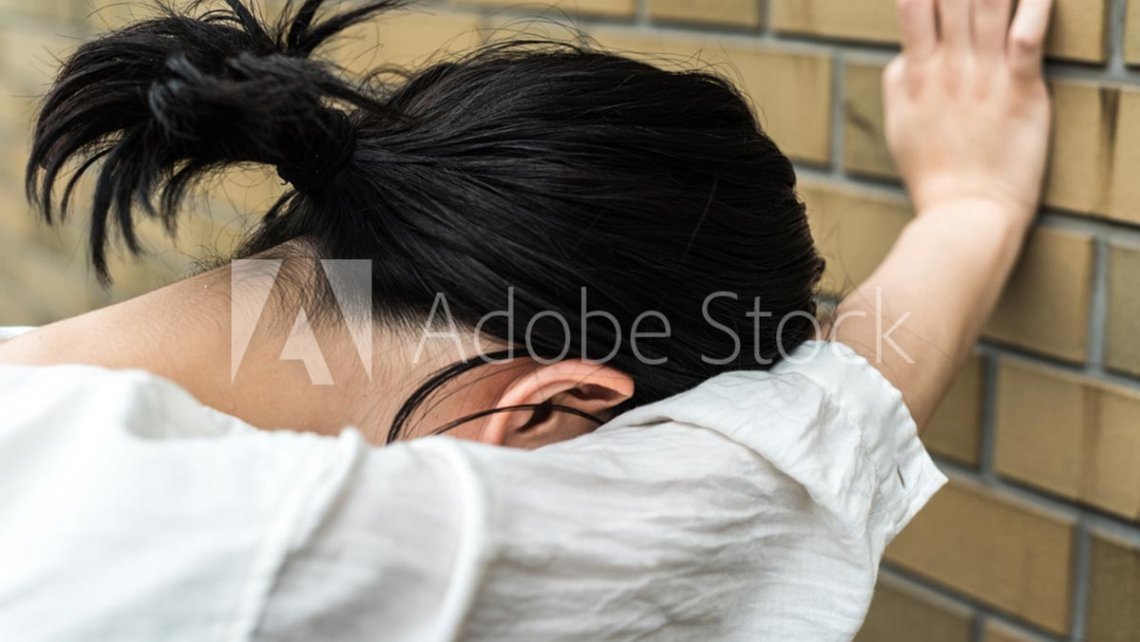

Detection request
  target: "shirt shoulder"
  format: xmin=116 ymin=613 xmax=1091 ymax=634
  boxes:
xmin=0 ymin=363 xmax=367 ymax=642
xmin=0 ymin=361 xmax=246 ymax=440
xmin=603 ymin=339 xmax=947 ymax=541
xmin=0 ymin=326 xmax=35 ymax=343
xmin=439 ymin=340 xmax=946 ymax=640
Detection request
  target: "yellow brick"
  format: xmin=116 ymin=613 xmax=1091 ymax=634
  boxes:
xmin=885 ymin=479 xmax=1076 ymax=635
xmin=1105 ymin=90 xmax=1140 ymax=226
xmin=69 ymin=213 xmax=194 ymax=300
xmin=0 ymin=233 xmax=99 ymax=321
xmin=590 ymin=29 xmax=834 ymax=164
xmin=0 ymin=279 xmax=45 ymax=326
xmin=1096 ymin=388 xmax=1140 ymax=519
xmin=984 ymin=621 xmax=1038 ymax=642
xmin=1042 ymin=83 xmax=1139 ymax=225
xmin=854 ymin=575 xmax=973 ymax=642
xmin=1046 ymin=0 xmax=1110 ymax=63
xmin=453 ymin=0 xmax=635 ymax=18
xmin=210 ymin=167 xmax=287 ymax=218
xmin=1087 ymin=532 xmax=1140 ymax=642
xmin=1129 ymin=0 xmax=1140 ymax=65
xmin=14 ymin=152 xmax=256 ymax=289
xmin=769 ymin=0 xmax=899 ymax=43
xmin=1107 ymin=243 xmax=1140 ymax=376
xmin=924 ymin=355 xmax=984 ymax=467
xmin=0 ymin=0 xmax=77 ymax=23
xmin=0 ymin=133 xmax=30 ymax=188
xmin=83 ymin=0 xmax=173 ymax=33
xmin=843 ymin=59 xmax=894 ymax=179
xmin=647 ymin=0 xmax=763 ymax=28
xmin=130 ymin=206 xmax=201 ymax=253
xmin=984 ymin=227 xmax=1094 ymax=363
xmin=994 ymin=360 xmax=1140 ymax=520
xmin=0 ymin=183 xmax=40 ymax=240
xmin=1041 ymin=82 xmax=1140 ymax=226
xmin=102 ymin=255 xmax=188 ymax=302
xmin=1043 ymin=81 xmax=1116 ymax=218
xmin=329 ymin=10 xmax=484 ymax=75
xmin=483 ymin=14 xmax=580 ymax=45
xmin=0 ymin=27 xmax=81 ymax=87
xmin=0 ymin=272 xmax=81 ymax=326
xmin=24 ymin=175 xmax=95 ymax=252
xmin=0 ymin=77 xmax=38 ymax=131
xmin=770 ymin=0 xmax=1107 ymax=63
xmin=800 ymin=180 xmax=911 ymax=294
xmin=840 ymin=73 xmax=1140 ymax=227
xmin=182 ymin=208 xmax=248 ymax=262
xmin=994 ymin=362 xmax=1089 ymax=501
xmin=7 ymin=190 xmax=201 ymax=300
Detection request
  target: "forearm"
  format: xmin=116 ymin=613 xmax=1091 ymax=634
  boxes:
xmin=831 ymin=199 xmax=1032 ymax=428
xmin=830 ymin=0 xmax=1054 ymax=428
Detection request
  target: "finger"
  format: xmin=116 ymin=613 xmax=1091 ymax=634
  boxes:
xmin=882 ymin=56 xmax=910 ymax=105
xmin=937 ymin=0 xmax=972 ymax=52
xmin=972 ymin=0 xmax=1013 ymax=57
xmin=898 ymin=0 xmax=938 ymax=60
xmin=1008 ymin=0 xmax=1054 ymax=77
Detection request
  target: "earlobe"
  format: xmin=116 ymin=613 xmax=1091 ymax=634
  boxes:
xmin=480 ymin=359 xmax=634 ymax=449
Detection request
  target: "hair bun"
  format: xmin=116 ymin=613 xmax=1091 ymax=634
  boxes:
xmin=275 ymin=106 xmax=358 ymax=195
xmin=26 ymin=0 xmax=404 ymax=281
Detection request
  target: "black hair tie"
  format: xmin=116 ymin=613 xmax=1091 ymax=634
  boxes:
xmin=277 ymin=108 xmax=357 ymax=195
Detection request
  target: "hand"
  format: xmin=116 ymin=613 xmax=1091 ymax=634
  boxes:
xmin=884 ymin=0 xmax=1054 ymax=224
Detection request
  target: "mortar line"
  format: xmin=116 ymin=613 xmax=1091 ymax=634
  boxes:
xmin=1109 ymin=0 xmax=1128 ymax=74
xmin=829 ymin=49 xmax=845 ymax=178
xmin=879 ymin=564 xmax=1071 ymax=641
xmin=1088 ymin=239 xmax=1111 ymax=372
xmin=978 ymin=354 xmax=1000 ymax=479
xmin=1068 ymin=517 xmax=1092 ymax=641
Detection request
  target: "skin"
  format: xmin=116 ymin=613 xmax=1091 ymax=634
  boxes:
xmin=0 ymin=260 xmax=633 ymax=447
xmin=0 ymin=0 xmax=1053 ymax=445
xmin=828 ymin=0 xmax=1054 ymax=428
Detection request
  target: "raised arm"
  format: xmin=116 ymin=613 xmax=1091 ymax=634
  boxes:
xmin=828 ymin=0 xmax=1055 ymax=428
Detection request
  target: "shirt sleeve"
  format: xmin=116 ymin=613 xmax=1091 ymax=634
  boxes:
xmin=0 ymin=364 xmax=371 ymax=642
xmin=0 ymin=339 xmax=946 ymax=642
xmin=769 ymin=340 xmax=948 ymax=542
xmin=261 ymin=340 xmax=946 ymax=642
xmin=0 ymin=326 xmax=35 ymax=342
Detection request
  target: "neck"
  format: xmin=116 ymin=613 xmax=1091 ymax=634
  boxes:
xmin=0 ymin=263 xmax=486 ymax=444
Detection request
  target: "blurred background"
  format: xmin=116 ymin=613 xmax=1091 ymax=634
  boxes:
xmin=1 ymin=0 xmax=1139 ymax=640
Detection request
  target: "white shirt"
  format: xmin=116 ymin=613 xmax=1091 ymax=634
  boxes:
xmin=0 ymin=327 xmax=945 ymax=642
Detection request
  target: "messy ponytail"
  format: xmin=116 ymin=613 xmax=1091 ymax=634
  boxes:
xmin=27 ymin=0 xmax=404 ymax=278
xmin=26 ymin=0 xmax=825 ymax=441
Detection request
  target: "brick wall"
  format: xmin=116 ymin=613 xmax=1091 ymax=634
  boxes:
xmin=1 ymin=1 xmax=1139 ymax=640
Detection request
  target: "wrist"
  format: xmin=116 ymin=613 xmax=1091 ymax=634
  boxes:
xmin=905 ymin=197 xmax=1035 ymax=275
xmin=916 ymin=195 xmax=1036 ymax=236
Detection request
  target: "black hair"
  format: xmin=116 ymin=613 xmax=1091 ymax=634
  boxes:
xmin=26 ymin=0 xmax=824 ymax=442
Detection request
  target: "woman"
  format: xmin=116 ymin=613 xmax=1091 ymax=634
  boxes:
xmin=0 ymin=0 xmax=1053 ymax=639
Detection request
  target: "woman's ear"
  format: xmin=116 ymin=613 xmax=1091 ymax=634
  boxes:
xmin=480 ymin=360 xmax=634 ymax=449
